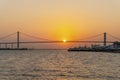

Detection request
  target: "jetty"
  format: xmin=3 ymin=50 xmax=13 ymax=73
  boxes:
xmin=68 ymin=42 xmax=120 ymax=53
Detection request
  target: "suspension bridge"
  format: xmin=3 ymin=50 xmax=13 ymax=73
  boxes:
xmin=0 ymin=31 xmax=120 ymax=49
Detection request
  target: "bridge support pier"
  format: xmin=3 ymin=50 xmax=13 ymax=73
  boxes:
xmin=104 ymin=32 xmax=106 ymax=47
xmin=11 ymin=43 xmax=13 ymax=49
xmin=17 ymin=31 xmax=20 ymax=49
xmin=5 ymin=43 xmax=8 ymax=49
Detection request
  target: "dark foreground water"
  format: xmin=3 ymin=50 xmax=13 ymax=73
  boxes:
xmin=0 ymin=50 xmax=119 ymax=80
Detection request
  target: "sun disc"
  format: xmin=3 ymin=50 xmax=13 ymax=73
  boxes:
xmin=63 ymin=40 xmax=67 ymax=43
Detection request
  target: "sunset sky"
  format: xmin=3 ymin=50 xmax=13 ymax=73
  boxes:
xmin=0 ymin=0 xmax=120 ymax=42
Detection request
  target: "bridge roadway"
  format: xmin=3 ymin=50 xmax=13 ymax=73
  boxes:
xmin=0 ymin=41 xmax=114 ymax=44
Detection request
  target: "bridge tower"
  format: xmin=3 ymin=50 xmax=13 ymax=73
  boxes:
xmin=104 ymin=32 xmax=106 ymax=47
xmin=17 ymin=31 xmax=20 ymax=49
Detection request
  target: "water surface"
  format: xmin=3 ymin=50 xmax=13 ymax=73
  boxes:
xmin=0 ymin=50 xmax=119 ymax=80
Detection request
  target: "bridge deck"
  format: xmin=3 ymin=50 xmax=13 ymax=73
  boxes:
xmin=0 ymin=41 xmax=114 ymax=44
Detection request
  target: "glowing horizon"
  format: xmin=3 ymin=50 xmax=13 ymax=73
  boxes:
xmin=0 ymin=0 xmax=120 ymax=48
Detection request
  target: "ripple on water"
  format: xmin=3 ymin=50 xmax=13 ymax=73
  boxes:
xmin=0 ymin=50 xmax=119 ymax=80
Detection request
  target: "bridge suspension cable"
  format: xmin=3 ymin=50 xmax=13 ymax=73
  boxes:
xmin=20 ymin=32 xmax=50 ymax=41
xmin=78 ymin=33 xmax=103 ymax=40
xmin=107 ymin=33 xmax=120 ymax=41
xmin=0 ymin=32 xmax=16 ymax=40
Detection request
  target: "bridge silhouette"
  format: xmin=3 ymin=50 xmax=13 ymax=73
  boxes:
xmin=0 ymin=31 xmax=120 ymax=49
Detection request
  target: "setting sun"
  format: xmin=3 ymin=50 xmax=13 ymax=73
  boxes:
xmin=63 ymin=40 xmax=67 ymax=43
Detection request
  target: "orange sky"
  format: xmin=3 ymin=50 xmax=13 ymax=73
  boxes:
xmin=0 ymin=0 xmax=120 ymax=48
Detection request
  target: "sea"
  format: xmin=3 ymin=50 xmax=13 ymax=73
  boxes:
xmin=0 ymin=50 xmax=119 ymax=80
